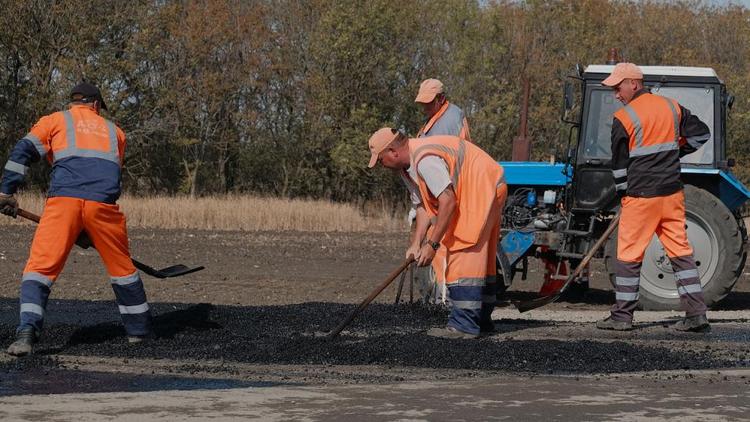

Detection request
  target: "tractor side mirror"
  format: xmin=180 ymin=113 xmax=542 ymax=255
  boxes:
xmin=561 ymin=78 xmax=582 ymax=126
xmin=726 ymin=94 xmax=735 ymax=111
xmin=564 ymin=82 xmax=574 ymax=109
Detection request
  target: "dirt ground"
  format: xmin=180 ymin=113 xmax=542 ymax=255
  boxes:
xmin=2 ymin=225 xmax=748 ymax=307
xmin=1 ymin=225 xmax=749 ymax=420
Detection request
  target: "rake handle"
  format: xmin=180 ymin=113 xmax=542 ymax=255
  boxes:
xmin=328 ymin=257 xmax=415 ymax=339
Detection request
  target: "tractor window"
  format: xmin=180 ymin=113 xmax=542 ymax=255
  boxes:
xmin=652 ymin=86 xmax=714 ymax=165
xmin=583 ymin=86 xmax=715 ymax=164
xmin=582 ymin=89 xmax=620 ymax=158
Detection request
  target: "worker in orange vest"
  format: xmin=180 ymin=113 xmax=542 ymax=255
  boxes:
xmin=0 ymin=82 xmax=152 ymax=356
xmin=597 ymin=63 xmax=711 ymax=332
xmin=415 ymin=78 xmax=471 ymax=141
xmin=411 ymin=79 xmax=472 ymax=304
xmin=368 ymin=128 xmax=506 ymax=338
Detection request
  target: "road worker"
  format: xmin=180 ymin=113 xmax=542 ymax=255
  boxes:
xmin=415 ymin=78 xmax=471 ymax=141
xmin=0 ymin=82 xmax=152 ymax=356
xmin=597 ymin=63 xmax=711 ymax=332
xmin=412 ymin=79 xmax=472 ymax=304
xmin=368 ymin=128 xmax=506 ymax=338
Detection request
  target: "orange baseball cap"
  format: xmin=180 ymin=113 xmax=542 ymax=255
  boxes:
xmin=602 ymin=63 xmax=643 ymax=87
xmin=415 ymin=78 xmax=444 ymax=103
xmin=367 ymin=128 xmax=400 ymax=168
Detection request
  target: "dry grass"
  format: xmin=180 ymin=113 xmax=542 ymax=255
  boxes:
xmin=0 ymin=193 xmax=406 ymax=233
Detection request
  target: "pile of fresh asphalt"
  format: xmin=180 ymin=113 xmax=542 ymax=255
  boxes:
xmin=0 ymin=298 xmax=737 ymax=376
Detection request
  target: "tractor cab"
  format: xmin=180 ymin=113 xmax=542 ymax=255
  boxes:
xmin=567 ymin=65 xmax=729 ymax=211
xmin=497 ymin=62 xmax=749 ymax=310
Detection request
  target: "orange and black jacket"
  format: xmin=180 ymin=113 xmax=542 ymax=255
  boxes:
xmin=1 ymin=105 xmax=125 ymax=203
xmin=611 ymin=89 xmax=710 ymax=198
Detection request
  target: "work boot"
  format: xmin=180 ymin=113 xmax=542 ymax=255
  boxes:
xmin=479 ymin=320 xmax=496 ymax=335
xmin=673 ymin=315 xmax=710 ymax=333
xmin=6 ymin=327 xmax=38 ymax=357
xmin=595 ymin=316 xmax=633 ymax=331
xmin=426 ymin=326 xmax=479 ymax=339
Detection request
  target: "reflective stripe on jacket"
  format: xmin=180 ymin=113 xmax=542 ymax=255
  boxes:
xmin=611 ymin=91 xmax=709 ymax=198
xmin=409 ymin=135 xmax=504 ymax=251
xmin=418 ymin=102 xmax=472 ymax=142
xmin=1 ymin=105 xmax=125 ymax=203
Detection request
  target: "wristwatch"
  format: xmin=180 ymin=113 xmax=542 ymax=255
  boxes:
xmin=426 ymin=240 xmax=440 ymax=251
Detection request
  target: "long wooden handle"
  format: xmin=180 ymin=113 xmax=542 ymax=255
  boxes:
xmin=564 ymin=212 xmax=621 ymax=286
xmin=16 ymin=208 xmax=40 ymax=223
xmin=514 ymin=211 xmax=620 ymax=313
xmin=328 ymin=257 xmax=415 ymax=339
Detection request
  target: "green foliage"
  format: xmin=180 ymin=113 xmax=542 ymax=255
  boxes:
xmin=1 ymin=0 xmax=750 ymax=204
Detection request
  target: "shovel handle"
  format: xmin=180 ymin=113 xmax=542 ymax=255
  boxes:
xmin=16 ymin=208 xmax=40 ymax=223
xmin=328 ymin=257 xmax=415 ymax=339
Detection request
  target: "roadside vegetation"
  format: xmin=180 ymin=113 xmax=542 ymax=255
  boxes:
xmin=0 ymin=193 xmax=406 ymax=232
xmin=1 ymin=1 xmax=749 ymax=204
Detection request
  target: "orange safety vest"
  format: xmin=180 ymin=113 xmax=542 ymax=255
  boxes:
xmin=409 ymin=135 xmax=504 ymax=251
xmin=613 ymin=93 xmax=681 ymax=159
xmin=418 ymin=101 xmax=472 ymax=142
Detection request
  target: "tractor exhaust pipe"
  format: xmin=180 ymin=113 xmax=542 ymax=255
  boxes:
xmin=511 ymin=76 xmax=531 ymax=161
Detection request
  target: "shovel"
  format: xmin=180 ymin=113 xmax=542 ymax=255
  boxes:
xmin=327 ymin=257 xmax=415 ymax=339
xmin=513 ymin=211 xmax=620 ymax=313
xmin=15 ymin=208 xmax=205 ymax=279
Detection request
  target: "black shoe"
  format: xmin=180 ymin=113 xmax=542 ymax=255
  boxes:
xmin=6 ymin=327 xmax=38 ymax=357
xmin=595 ymin=316 xmax=633 ymax=331
xmin=673 ymin=315 xmax=710 ymax=333
xmin=479 ymin=320 xmax=496 ymax=334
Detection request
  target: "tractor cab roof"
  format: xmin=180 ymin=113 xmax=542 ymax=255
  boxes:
xmin=583 ymin=65 xmax=722 ymax=85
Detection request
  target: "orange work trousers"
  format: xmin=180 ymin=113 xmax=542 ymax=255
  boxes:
xmin=25 ymin=197 xmax=137 ymax=278
xmin=618 ymin=190 xmax=692 ymax=262
xmin=443 ymin=184 xmax=507 ymax=334
xmin=19 ymin=196 xmax=151 ymax=336
xmin=445 ymin=184 xmax=507 ymax=284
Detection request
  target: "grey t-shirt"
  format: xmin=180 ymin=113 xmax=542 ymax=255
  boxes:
xmin=400 ymin=155 xmax=452 ymax=205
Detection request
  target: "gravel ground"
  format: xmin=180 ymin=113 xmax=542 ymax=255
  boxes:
xmin=0 ymin=225 xmax=748 ymax=396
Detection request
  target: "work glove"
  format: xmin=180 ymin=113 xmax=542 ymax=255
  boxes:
xmin=0 ymin=193 xmax=18 ymax=218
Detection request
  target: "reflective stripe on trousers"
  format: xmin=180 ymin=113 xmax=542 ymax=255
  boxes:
xmin=610 ymin=260 xmax=641 ymax=322
xmin=670 ymin=255 xmax=707 ymax=317
xmin=18 ymin=273 xmax=53 ymax=332
xmin=447 ymin=278 xmax=483 ymax=335
xmin=111 ymin=271 xmax=152 ymax=335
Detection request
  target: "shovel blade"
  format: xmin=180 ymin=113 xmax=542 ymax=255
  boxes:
xmin=512 ymin=293 xmax=560 ymax=313
xmin=156 ymin=265 xmax=206 ymax=278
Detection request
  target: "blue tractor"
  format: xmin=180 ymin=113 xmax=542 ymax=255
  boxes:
xmin=498 ymin=64 xmax=749 ymax=310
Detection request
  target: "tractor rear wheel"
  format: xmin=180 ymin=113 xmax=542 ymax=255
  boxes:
xmin=604 ymin=185 xmax=746 ymax=311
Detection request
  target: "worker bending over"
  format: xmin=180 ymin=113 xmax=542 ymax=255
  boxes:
xmin=368 ymin=128 xmax=506 ymax=338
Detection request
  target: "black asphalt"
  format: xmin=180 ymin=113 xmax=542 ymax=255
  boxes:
xmin=0 ymin=299 xmax=738 ymax=377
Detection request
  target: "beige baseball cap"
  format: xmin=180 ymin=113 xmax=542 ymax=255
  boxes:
xmin=367 ymin=128 xmax=400 ymax=168
xmin=602 ymin=63 xmax=643 ymax=87
xmin=415 ymin=78 xmax=444 ymax=103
